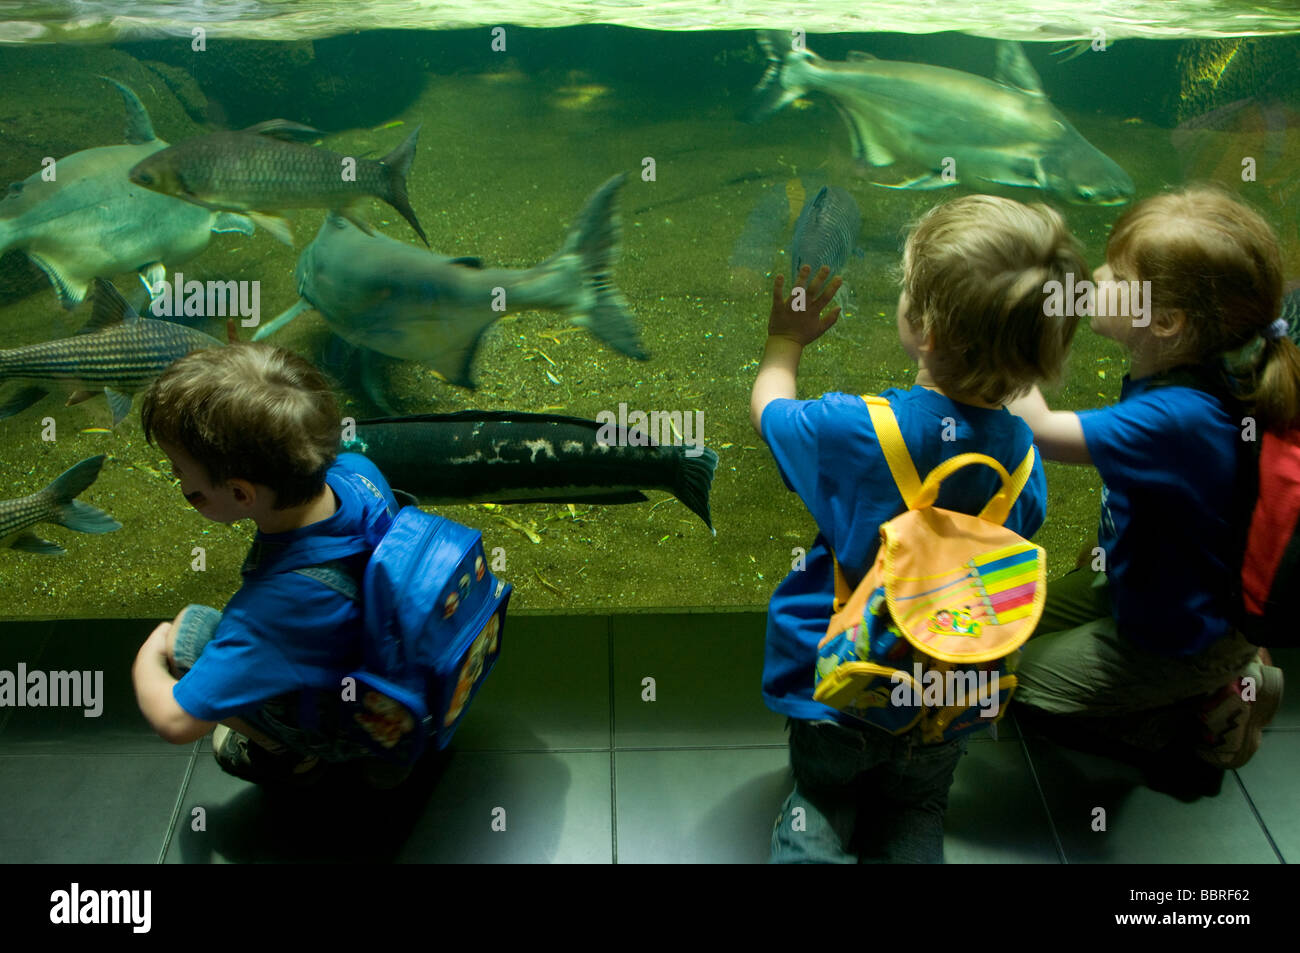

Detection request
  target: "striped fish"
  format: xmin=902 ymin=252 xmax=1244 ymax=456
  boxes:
xmin=0 ymin=455 xmax=120 ymax=555
xmin=0 ymin=278 xmax=222 ymax=426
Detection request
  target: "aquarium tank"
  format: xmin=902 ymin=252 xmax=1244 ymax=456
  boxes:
xmin=1 ymin=0 xmax=1299 ymax=873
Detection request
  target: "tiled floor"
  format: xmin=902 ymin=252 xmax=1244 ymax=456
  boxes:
xmin=0 ymin=614 xmax=1293 ymax=863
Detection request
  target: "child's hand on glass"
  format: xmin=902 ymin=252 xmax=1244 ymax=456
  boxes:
xmin=768 ymin=264 xmax=842 ymax=347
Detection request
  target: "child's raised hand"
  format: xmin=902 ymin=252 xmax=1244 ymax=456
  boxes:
xmin=768 ymin=264 xmax=842 ymax=347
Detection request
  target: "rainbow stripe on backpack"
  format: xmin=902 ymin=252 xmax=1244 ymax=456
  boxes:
xmin=813 ymin=397 xmax=1046 ymax=742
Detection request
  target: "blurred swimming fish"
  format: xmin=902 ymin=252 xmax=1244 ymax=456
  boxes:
xmin=0 ymin=78 xmax=253 ymax=309
xmin=791 ymin=185 xmax=861 ymax=312
xmin=347 ymin=411 xmax=717 ymax=533
xmin=129 ymin=121 xmax=427 ymax=246
xmin=0 ymin=455 xmax=120 ymax=555
xmin=1282 ymin=287 xmax=1300 ymax=338
xmin=747 ymin=31 xmax=1134 ymax=206
xmin=255 ymin=173 xmax=646 ymax=396
xmin=0 ymin=278 xmax=223 ymax=426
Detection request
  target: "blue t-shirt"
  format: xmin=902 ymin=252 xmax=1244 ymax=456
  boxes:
xmin=760 ymin=388 xmax=1047 ymax=722
xmin=173 ymin=453 xmax=400 ymax=722
xmin=1078 ymin=376 xmax=1239 ymax=656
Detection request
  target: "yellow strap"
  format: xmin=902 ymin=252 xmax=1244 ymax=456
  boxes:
xmin=863 ymin=396 xmax=923 ymax=509
xmin=979 ymin=445 xmax=1037 ymax=525
xmin=832 ymin=552 xmax=850 ymax=614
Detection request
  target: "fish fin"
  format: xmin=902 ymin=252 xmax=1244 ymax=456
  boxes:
xmin=43 ymin=455 xmax=120 ymax=534
xmin=26 ymin=253 xmax=89 ymax=309
xmin=427 ymin=328 xmax=491 ymax=391
xmin=249 ymin=212 xmax=294 ymax=246
xmin=212 ymin=211 xmax=255 ymax=235
xmin=251 ymin=298 xmax=313 ymax=341
xmin=10 ymin=532 xmax=64 ymax=555
xmin=242 ymin=119 xmax=321 ymax=142
xmin=551 ymin=173 xmax=648 ymax=361
xmin=361 ymin=348 xmax=405 ymax=412
xmin=673 ymin=446 xmax=718 ymax=534
xmin=81 ymin=278 xmax=139 ymax=334
xmin=98 ymin=77 xmax=157 ymax=144
xmin=993 ymin=41 xmax=1045 ymax=96
xmin=1049 ymin=40 xmax=1094 ymax=62
xmin=846 ymin=50 xmax=876 ymax=62
xmin=105 ymin=388 xmax=133 ymax=427
xmin=448 ymin=257 xmax=484 ymax=268
xmin=380 ymin=126 xmax=429 ymax=246
xmin=337 ymin=202 xmax=376 ymax=236
xmin=728 ymin=185 xmax=789 ymax=272
xmin=744 ymin=31 xmax=809 ymax=123
xmin=832 ymin=102 xmax=895 ymax=167
xmin=876 ymin=172 xmax=958 ymax=191
xmin=66 ymin=390 xmax=98 ymax=406
xmin=140 ymin=263 xmax=166 ymax=300
xmin=0 ymin=386 xmax=50 ymax=420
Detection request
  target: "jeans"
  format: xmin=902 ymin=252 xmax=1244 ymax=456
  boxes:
xmin=171 ymin=604 xmax=373 ymax=762
xmin=769 ymin=718 xmax=968 ymax=864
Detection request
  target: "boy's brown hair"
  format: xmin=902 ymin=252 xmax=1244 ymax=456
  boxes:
xmin=141 ymin=343 xmax=340 ymax=509
xmin=901 ymin=195 xmax=1088 ymax=405
xmin=1107 ymin=183 xmax=1298 ymax=431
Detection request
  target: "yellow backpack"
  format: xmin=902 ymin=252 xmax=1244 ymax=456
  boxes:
xmin=813 ymin=396 xmax=1046 ymax=743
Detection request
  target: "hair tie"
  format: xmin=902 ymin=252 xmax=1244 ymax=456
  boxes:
xmin=1263 ymin=317 xmax=1289 ymax=342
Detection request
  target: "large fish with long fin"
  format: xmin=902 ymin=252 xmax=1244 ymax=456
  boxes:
xmin=254 ymin=173 xmax=647 ymax=400
xmin=747 ymin=32 xmax=1134 ymax=206
xmin=0 ymin=79 xmax=253 ymax=309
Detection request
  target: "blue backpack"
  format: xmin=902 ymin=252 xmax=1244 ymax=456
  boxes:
xmin=296 ymin=499 xmax=511 ymax=766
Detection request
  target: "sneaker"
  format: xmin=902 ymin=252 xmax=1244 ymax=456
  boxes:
xmin=213 ymin=725 xmax=326 ymax=787
xmin=1195 ymin=657 xmax=1284 ymax=769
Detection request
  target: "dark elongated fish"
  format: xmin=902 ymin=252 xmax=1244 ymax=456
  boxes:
xmin=0 ymin=278 xmax=223 ymax=426
xmin=748 ymin=31 xmax=1134 ymax=206
xmin=129 ymin=121 xmax=426 ymax=246
xmin=0 ymin=78 xmax=253 ymax=308
xmin=1 ymin=455 xmax=120 ymax=555
xmin=347 ymin=411 xmax=717 ymax=533
xmin=254 ymin=174 xmax=647 ymax=396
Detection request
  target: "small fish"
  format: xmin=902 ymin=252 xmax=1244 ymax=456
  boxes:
xmin=1282 ymin=287 xmax=1300 ymax=338
xmin=791 ymin=185 xmax=861 ymax=313
xmin=747 ymin=31 xmax=1134 ymax=206
xmin=128 ymin=121 xmax=427 ymax=246
xmin=0 ymin=278 xmax=223 ymax=426
xmin=0 ymin=78 xmax=253 ymax=308
xmin=345 ymin=410 xmax=718 ymax=533
xmin=255 ymin=174 xmax=647 ymax=402
xmin=0 ymin=455 xmax=121 ymax=555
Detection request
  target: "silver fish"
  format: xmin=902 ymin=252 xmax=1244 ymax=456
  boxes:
xmin=0 ymin=455 xmax=120 ymax=555
xmin=254 ymin=173 xmax=646 ymax=395
xmin=791 ymin=185 xmax=861 ymax=313
xmin=748 ymin=32 xmax=1134 ymax=206
xmin=0 ymin=278 xmax=223 ymax=426
xmin=0 ymin=78 xmax=253 ymax=309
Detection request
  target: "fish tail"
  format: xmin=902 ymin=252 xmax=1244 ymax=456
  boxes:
xmin=380 ymin=125 xmax=429 ymax=246
xmin=43 ymin=455 xmax=121 ymax=535
xmin=744 ymin=30 xmax=809 ymax=123
xmin=549 ymin=173 xmax=648 ymax=361
xmin=674 ymin=446 xmax=718 ymax=534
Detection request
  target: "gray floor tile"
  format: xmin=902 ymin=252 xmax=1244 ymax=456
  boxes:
xmin=945 ymin=740 xmax=1060 ymax=863
xmin=1025 ymin=738 xmax=1279 ymax=863
xmin=612 ymin=612 xmax=786 ymax=747
xmin=168 ymin=749 xmax=614 ymax=863
xmin=1236 ymin=731 xmax=1300 ymax=862
xmin=0 ymin=618 xmax=163 ymax=753
xmin=0 ymin=753 xmax=192 ymax=863
xmin=614 ymin=747 xmax=791 ymax=863
xmin=451 ymin=614 xmax=610 ymax=751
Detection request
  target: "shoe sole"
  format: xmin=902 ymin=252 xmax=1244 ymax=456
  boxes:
xmin=1211 ymin=664 xmax=1284 ymax=770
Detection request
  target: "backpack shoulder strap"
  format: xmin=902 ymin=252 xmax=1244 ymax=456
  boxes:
xmin=863 ymin=395 xmax=923 ymax=509
xmin=979 ymin=444 xmax=1037 ymax=524
xmin=292 ymin=561 xmax=360 ymax=602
